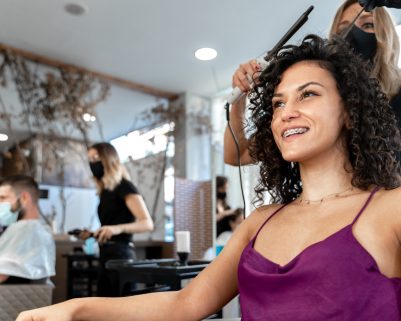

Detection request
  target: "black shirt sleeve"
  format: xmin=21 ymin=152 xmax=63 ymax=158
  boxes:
xmin=115 ymin=178 xmax=140 ymax=200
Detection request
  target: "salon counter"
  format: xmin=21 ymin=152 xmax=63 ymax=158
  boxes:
xmin=51 ymin=237 xmax=174 ymax=303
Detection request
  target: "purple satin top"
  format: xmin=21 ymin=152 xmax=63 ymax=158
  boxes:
xmin=237 ymin=187 xmax=401 ymax=320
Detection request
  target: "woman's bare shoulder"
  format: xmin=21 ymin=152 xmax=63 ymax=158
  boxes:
xmin=242 ymin=203 xmax=284 ymax=238
xmin=376 ymin=185 xmax=401 ymax=209
xmin=369 ymin=186 xmax=401 ymax=238
xmin=376 ymin=185 xmax=401 ymax=203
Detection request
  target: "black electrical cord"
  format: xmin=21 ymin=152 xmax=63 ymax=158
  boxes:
xmin=225 ymin=102 xmax=247 ymax=218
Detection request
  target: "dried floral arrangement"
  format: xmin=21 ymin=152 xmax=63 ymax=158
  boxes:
xmin=0 ymin=48 xmax=110 ymax=147
xmin=132 ymin=99 xmax=211 ymax=134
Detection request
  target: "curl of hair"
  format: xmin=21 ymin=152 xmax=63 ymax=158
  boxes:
xmin=89 ymin=142 xmax=130 ymax=192
xmin=247 ymin=34 xmax=401 ymax=205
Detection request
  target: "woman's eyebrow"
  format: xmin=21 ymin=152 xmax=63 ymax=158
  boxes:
xmin=273 ymin=81 xmax=324 ymax=97
xmin=297 ymin=81 xmax=324 ymax=91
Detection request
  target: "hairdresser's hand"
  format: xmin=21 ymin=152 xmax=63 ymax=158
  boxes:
xmin=358 ymin=0 xmax=401 ymax=11
xmin=94 ymin=225 xmax=123 ymax=244
xmin=16 ymin=304 xmax=72 ymax=321
xmin=232 ymin=59 xmax=263 ymax=94
xmin=78 ymin=229 xmax=93 ymax=240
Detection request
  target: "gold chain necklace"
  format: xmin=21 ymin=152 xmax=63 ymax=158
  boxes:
xmin=298 ymin=186 xmax=355 ymax=205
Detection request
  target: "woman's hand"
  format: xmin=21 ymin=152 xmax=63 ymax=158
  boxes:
xmin=15 ymin=304 xmax=72 ymax=321
xmin=94 ymin=225 xmax=123 ymax=244
xmin=78 ymin=229 xmax=93 ymax=241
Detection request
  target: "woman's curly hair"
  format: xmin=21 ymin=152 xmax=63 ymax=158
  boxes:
xmin=247 ymin=34 xmax=401 ymax=205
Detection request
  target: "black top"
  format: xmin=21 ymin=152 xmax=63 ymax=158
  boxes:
xmin=98 ymin=178 xmax=140 ymax=243
xmin=216 ymin=202 xmax=231 ymax=237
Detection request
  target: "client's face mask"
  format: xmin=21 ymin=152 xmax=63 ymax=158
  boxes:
xmin=89 ymin=161 xmax=104 ymax=179
xmin=0 ymin=202 xmax=19 ymax=227
xmin=345 ymin=25 xmax=377 ymax=61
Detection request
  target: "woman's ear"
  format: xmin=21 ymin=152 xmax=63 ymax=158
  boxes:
xmin=344 ymin=112 xmax=352 ymax=130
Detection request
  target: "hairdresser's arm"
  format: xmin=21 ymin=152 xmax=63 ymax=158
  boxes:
xmin=16 ymin=207 xmax=261 ymax=321
xmin=216 ymin=208 xmax=236 ymax=222
xmin=95 ymin=194 xmax=154 ymax=243
xmin=224 ymin=60 xmax=260 ymax=166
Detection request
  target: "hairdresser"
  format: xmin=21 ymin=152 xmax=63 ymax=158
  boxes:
xmin=83 ymin=142 xmax=153 ymax=297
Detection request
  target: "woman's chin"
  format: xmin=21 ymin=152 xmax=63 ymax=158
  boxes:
xmin=281 ymin=151 xmax=304 ymax=163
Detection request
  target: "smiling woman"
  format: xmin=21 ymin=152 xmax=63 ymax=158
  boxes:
xmin=249 ymin=34 xmax=401 ymax=204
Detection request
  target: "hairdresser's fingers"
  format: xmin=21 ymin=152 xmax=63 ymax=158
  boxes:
xmin=232 ymin=60 xmax=260 ymax=92
xmin=79 ymin=229 xmax=91 ymax=240
xmin=250 ymin=59 xmax=263 ymax=85
xmin=97 ymin=226 xmax=114 ymax=243
xmin=93 ymin=228 xmax=106 ymax=244
xmin=98 ymin=229 xmax=108 ymax=243
xmin=233 ymin=68 xmax=251 ymax=92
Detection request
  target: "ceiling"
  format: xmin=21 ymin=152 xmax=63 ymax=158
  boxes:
xmin=0 ymin=0 xmax=400 ymax=144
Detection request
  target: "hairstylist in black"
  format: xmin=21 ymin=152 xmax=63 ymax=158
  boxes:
xmin=84 ymin=142 xmax=153 ymax=297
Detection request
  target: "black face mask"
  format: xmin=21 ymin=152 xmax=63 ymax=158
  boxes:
xmin=217 ymin=192 xmax=227 ymax=200
xmin=89 ymin=161 xmax=104 ymax=179
xmin=345 ymin=25 xmax=377 ymax=61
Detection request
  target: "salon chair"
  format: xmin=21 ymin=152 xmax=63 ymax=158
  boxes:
xmin=0 ymin=280 xmax=53 ymax=321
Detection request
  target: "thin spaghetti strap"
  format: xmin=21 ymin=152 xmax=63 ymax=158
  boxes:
xmin=252 ymin=203 xmax=289 ymax=247
xmin=351 ymin=186 xmax=381 ymax=225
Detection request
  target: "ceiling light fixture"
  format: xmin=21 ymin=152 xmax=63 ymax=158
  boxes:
xmin=83 ymin=113 xmax=96 ymax=122
xmin=195 ymin=48 xmax=217 ymax=61
xmin=0 ymin=133 xmax=8 ymax=141
xmin=64 ymin=3 xmax=88 ymax=16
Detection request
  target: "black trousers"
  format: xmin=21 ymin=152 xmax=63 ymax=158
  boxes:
xmin=97 ymin=242 xmax=136 ymax=297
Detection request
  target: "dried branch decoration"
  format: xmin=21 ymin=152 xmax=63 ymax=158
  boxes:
xmin=0 ymin=48 xmax=110 ymax=147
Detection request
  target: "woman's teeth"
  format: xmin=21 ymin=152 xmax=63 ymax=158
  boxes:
xmin=282 ymin=127 xmax=309 ymax=138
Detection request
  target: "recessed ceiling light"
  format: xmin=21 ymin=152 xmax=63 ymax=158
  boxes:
xmin=195 ymin=48 xmax=217 ymax=61
xmin=0 ymin=133 xmax=8 ymax=141
xmin=83 ymin=113 xmax=96 ymax=122
xmin=64 ymin=3 xmax=88 ymax=16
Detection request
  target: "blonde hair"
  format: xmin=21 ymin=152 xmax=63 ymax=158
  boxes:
xmin=329 ymin=0 xmax=401 ymax=98
xmin=89 ymin=142 xmax=130 ymax=192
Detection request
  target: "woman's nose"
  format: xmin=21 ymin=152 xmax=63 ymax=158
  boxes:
xmin=280 ymin=101 xmax=300 ymax=122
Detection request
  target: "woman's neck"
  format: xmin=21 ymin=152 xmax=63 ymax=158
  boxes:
xmin=299 ymin=149 xmax=353 ymax=201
